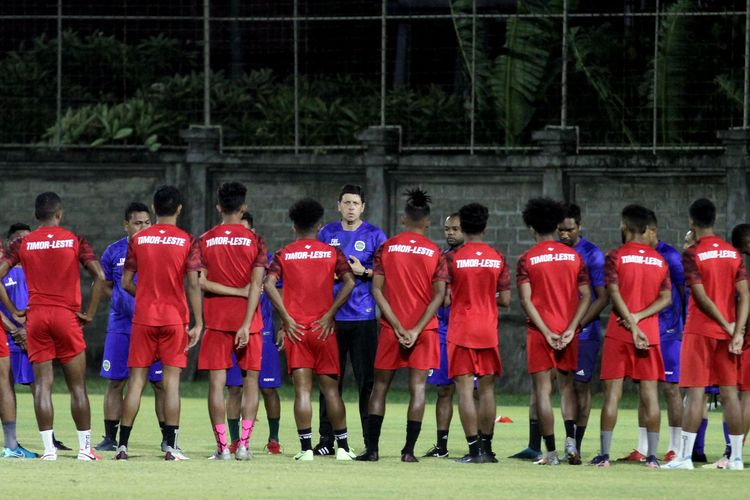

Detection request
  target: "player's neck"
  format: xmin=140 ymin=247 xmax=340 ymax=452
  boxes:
xmin=464 ymin=234 xmax=483 ymax=243
xmin=341 ymin=219 xmax=363 ymax=231
xmin=402 ymin=225 xmax=426 ymax=236
xmin=220 ymin=213 xmax=243 ymax=225
xmin=156 ymin=216 xmax=178 ymax=226
xmin=693 ymin=227 xmax=715 ymax=240
xmin=38 ymin=219 xmax=60 ymax=228
xmin=628 ymin=236 xmax=649 ymax=245
xmin=295 ymin=231 xmax=317 ymax=240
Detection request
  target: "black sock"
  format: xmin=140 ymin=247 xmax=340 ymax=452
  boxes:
xmin=467 ymin=435 xmax=480 ymax=457
xmin=366 ymin=414 xmax=384 ymax=453
xmin=529 ymin=419 xmax=542 ymax=451
xmin=298 ymin=428 xmax=313 ymax=452
xmin=437 ymin=429 xmax=449 ymax=452
xmin=402 ymin=420 xmax=421 ymax=455
xmin=564 ymin=420 xmax=576 ymax=440
xmin=575 ymin=425 xmax=586 ymax=452
xmin=334 ymin=428 xmax=349 ymax=452
xmin=104 ymin=419 xmax=119 ymax=441
xmin=480 ymin=432 xmax=494 ymax=455
xmin=544 ymin=434 xmax=556 ymax=452
xmin=118 ymin=425 xmax=132 ymax=448
xmin=268 ymin=418 xmax=280 ymax=442
xmin=159 ymin=421 xmax=165 ymax=432
xmin=164 ymin=425 xmax=179 ymax=449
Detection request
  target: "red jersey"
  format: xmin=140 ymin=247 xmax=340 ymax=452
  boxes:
xmin=1 ymin=226 xmax=97 ymax=311
xmin=267 ymin=239 xmax=352 ymax=325
xmin=200 ymin=224 xmax=268 ymax=332
xmin=372 ymin=232 xmax=448 ymax=330
xmin=446 ymin=242 xmax=511 ymax=349
xmin=124 ymin=224 xmax=202 ymax=327
xmin=604 ymin=242 xmax=671 ymax=345
xmin=516 ymin=240 xmax=589 ymax=334
xmin=683 ymin=236 xmax=748 ymax=339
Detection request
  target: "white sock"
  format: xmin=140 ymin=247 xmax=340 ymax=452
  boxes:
xmin=40 ymin=429 xmax=55 ymax=454
xmin=729 ymin=434 xmax=744 ymax=461
xmin=679 ymin=431 xmax=697 ymax=460
xmin=668 ymin=426 xmax=682 ymax=453
xmin=77 ymin=429 xmax=91 ymax=451
xmin=637 ymin=427 xmax=648 ymax=455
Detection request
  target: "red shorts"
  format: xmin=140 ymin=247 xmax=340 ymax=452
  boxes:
xmin=198 ymin=329 xmax=262 ymax=372
xmin=25 ymin=306 xmax=86 ymax=364
xmin=285 ymin=326 xmax=339 ymax=376
xmin=600 ymin=336 xmax=663 ymax=381
xmin=680 ymin=334 xmax=739 ymax=388
xmin=129 ymin=324 xmax=188 ymax=369
xmin=447 ymin=343 xmax=502 ymax=379
xmin=526 ymin=329 xmax=579 ymax=374
xmin=740 ymin=348 xmax=750 ymax=391
xmin=374 ymin=326 xmax=439 ymax=371
xmin=0 ymin=335 xmax=9 ymax=357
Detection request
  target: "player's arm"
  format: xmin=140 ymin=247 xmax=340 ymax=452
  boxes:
xmin=234 ymin=267 xmax=264 ymax=348
xmin=689 ymin=284 xmax=732 ymax=334
xmin=631 ymin=290 xmax=672 ymax=324
xmin=402 ymin=281 xmax=446 ymax=349
xmin=0 ymin=310 xmax=25 ymax=350
xmin=199 ymin=273 xmax=251 ymax=298
xmin=559 ymin=283 xmax=591 ymax=348
xmin=78 ymin=260 xmax=106 ymax=325
xmin=730 ymin=279 xmax=750 ymax=354
xmin=578 ymin=250 xmax=608 ymax=326
xmin=496 ymin=290 xmax=511 ymax=308
xmin=102 ymin=280 xmax=114 ymax=299
xmin=519 ymin=282 xmax=559 ymax=348
xmin=371 ymin=274 xmax=404 ymax=336
xmin=0 ymin=276 xmax=23 ymax=321
xmin=579 ymin=285 xmax=607 ymax=326
xmin=122 ymin=270 xmax=137 ymax=297
xmin=263 ymin=273 xmax=301 ymax=344
xmin=607 ymin=283 xmax=649 ymax=350
xmin=313 ymin=271 xmax=355 ymax=341
xmin=185 ymin=270 xmax=203 ymax=349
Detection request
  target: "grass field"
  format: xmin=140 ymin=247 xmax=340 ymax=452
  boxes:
xmin=1 ymin=381 xmax=746 ymax=498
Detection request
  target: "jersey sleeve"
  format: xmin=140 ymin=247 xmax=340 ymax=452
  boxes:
xmin=682 ymin=247 xmax=701 ymax=285
xmin=254 ymin=236 xmax=269 ymax=268
xmin=665 ymin=247 xmax=685 ymax=288
xmin=736 ymin=259 xmax=748 ymax=283
xmin=577 ymin=260 xmax=590 ymax=286
xmin=101 ymin=245 xmax=114 ymax=282
xmin=433 ymin=252 xmax=450 ymax=283
xmin=186 ymin=235 xmax=202 ymax=273
xmin=515 ymin=253 xmax=529 ymax=287
xmin=77 ymin=234 xmax=98 ymax=265
xmin=444 ymin=250 xmax=456 ymax=284
xmin=588 ymin=248 xmax=605 ymax=288
xmin=124 ymin=239 xmax=138 ymax=273
xmin=372 ymin=244 xmax=385 ymax=276
xmin=335 ymin=248 xmax=354 ymax=278
xmin=660 ymin=267 xmax=672 ymax=291
xmin=497 ymin=256 xmax=512 ymax=292
xmin=266 ymin=250 xmax=284 ymax=281
xmin=1 ymin=238 xmax=22 ymax=268
xmin=604 ymin=251 xmax=619 ymax=286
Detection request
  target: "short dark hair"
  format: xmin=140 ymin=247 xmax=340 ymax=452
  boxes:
xmin=7 ymin=223 xmax=31 ymax=240
xmin=447 ymin=212 xmax=460 ymax=219
xmin=404 ymin=188 xmax=431 ymax=221
xmin=621 ymin=204 xmax=652 ymax=235
xmin=459 ymin=203 xmax=489 ymax=235
xmin=241 ymin=211 xmax=254 ymax=228
xmin=153 ymin=185 xmax=182 ymax=217
xmin=564 ymin=203 xmax=582 ymax=225
xmin=289 ymin=198 xmax=324 ymax=231
xmin=124 ymin=202 xmax=150 ymax=221
xmin=522 ymin=198 xmax=566 ymax=235
xmin=34 ymin=192 xmax=62 ymax=221
xmin=689 ymin=198 xmax=716 ymax=228
xmin=217 ymin=182 xmax=247 ymax=213
xmin=731 ymin=223 xmax=750 ymax=249
xmin=646 ymin=209 xmax=658 ymax=228
xmin=339 ymin=184 xmax=365 ymax=203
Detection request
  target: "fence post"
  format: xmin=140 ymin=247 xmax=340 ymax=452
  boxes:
xmin=718 ymin=128 xmax=750 ymax=232
xmin=358 ymin=125 xmax=401 ymax=234
xmin=532 ymin=125 xmax=578 ymax=201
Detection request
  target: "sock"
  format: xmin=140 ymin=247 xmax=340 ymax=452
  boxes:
xmin=268 ymin=418 xmax=280 ymax=442
xmin=600 ymin=431 xmax=613 ymax=457
xmin=679 ymin=431 xmax=697 ymax=460
xmin=729 ymin=434 xmax=744 ymax=461
xmin=227 ymin=418 xmax=240 ymax=442
xmin=575 ymin=425 xmax=586 ymax=453
xmin=564 ymin=420 xmax=576 ymax=440
xmin=2 ymin=421 xmax=18 ymax=449
xmin=723 ymin=421 xmax=732 ymax=456
xmin=164 ymin=425 xmax=179 ymax=449
xmin=159 ymin=420 xmax=165 ymax=431
xmin=298 ymin=428 xmax=313 ymax=452
xmin=77 ymin=429 xmax=92 ymax=452
xmin=40 ymin=429 xmax=55 ymax=454
xmin=119 ymin=425 xmax=132 ymax=448
xmin=692 ymin=420 xmax=706 ymax=454
xmin=104 ymin=419 xmax=119 ymax=442
xmin=466 ymin=434 xmax=480 ymax=456
xmin=543 ymin=434 xmax=556 ymax=453
xmin=480 ymin=432 xmax=494 ymax=455
xmin=636 ymin=426 xmax=648 ymax=455
xmin=402 ymin=420 xmax=421 ymax=455
xmin=646 ymin=432 xmax=659 ymax=458
xmin=529 ymin=419 xmax=542 ymax=451
xmin=240 ymin=419 xmax=254 ymax=448
xmin=334 ymin=428 xmax=349 ymax=452
xmin=437 ymin=429 xmax=449 ymax=452
xmin=213 ymin=423 xmax=228 ymax=452
xmin=366 ymin=414 xmax=384 ymax=453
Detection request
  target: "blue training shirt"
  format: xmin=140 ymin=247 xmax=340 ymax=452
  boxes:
xmin=101 ymin=237 xmax=136 ymax=333
xmin=573 ymin=236 xmax=605 ymax=342
xmin=261 ymin=251 xmax=275 ymax=335
xmin=1 ymin=266 xmax=29 ymax=352
xmin=318 ymin=220 xmax=387 ymax=322
xmin=656 ymin=240 xmax=685 ymax=340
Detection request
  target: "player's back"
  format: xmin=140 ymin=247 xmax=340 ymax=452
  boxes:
xmin=374 ymin=231 xmax=443 ymax=330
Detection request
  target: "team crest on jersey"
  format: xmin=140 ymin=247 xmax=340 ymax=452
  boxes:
xmin=4 ymin=277 xmax=17 ymax=287
xmin=159 ymin=230 xmax=166 ymax=234
xmin=354 ymin=240 xmax=366 ymax=251
xmin=476 ymin=251 xmax=482 ymax=256
xmin=305 ymin=245 xmax=312 ymax=249
xmin=117 ymin=257 xmax=125 ymax=267
xmin=225 ymin=230 xmax=232 ymax=235
xmin=47 ymin=234 xmax=53 ymax=238
xmin=102 ymin=360 xmax=111 ymax=372
xmin=330 ymin=238 xmax=340 ymax=246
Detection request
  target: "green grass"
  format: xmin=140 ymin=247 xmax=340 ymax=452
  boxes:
xmin=1 ymin=383 xmax=746 ymax=498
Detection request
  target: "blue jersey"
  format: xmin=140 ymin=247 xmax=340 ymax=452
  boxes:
xmin=1 ymin=266 xmax=29 ymax=352
xmin=656 ymin=240 xmax=685 ymax=340
xmin=573 ymin=236 xmax=605 ymax=342
xmin=101 ymin=237 xmax=136 ymax=333
xmin=261 ymin=252 xmax=275 ymax=335
xmin=318 ymin=220 xmax=387 ymax=321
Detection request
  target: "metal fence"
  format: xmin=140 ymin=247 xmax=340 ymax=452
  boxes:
xmin=0 ymin=0 xmax=748 ymax=152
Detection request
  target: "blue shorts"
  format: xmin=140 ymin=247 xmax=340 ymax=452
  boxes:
xmin=8 ymin=341 xmax=34 ymax=385
xmin=573 ymin=339 xmax=600 ymax=383
xmin=427 ymin=339 xmax=453 ymax=386
xmin=226 ymin=352 xmax=243 ymax=387
xmin=660 ymin=337 xmax=681 ymax=384
xmin=101 ymin=331 xmax=163 ymax=383
xmin=705 ymin=385 xmax=720 ymax=395
xmin=259 ymin=330 xmax=282 ymax=389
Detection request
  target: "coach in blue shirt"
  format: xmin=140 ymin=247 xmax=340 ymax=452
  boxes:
xmin=314 ymin=184 xmax=387 ymax=454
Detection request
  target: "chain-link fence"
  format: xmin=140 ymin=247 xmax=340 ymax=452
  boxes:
xmin=1 ymin=0 xmax=747 ymax=151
